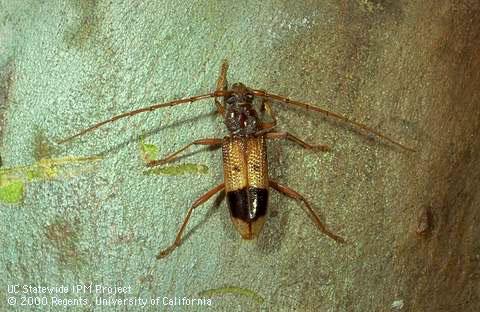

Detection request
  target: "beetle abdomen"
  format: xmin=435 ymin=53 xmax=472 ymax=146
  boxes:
xmin=227 ymin=187 xmax=268 ymax=239
xmin=222 ymin=136 xmax=269 ymax=239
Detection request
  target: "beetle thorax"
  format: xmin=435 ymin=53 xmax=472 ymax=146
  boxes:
xmin=224 ymin=83 xmax=260 ymax=136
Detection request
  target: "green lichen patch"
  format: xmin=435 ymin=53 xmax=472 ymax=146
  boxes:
xmin=144 ymin=163 xmax=209 ymax=176
xmin=34 ymin=159 xmax=59 ymax=180
xmin=139 ymin=137 xmax=159 ymax=163
xmin=0 ymin=156 xmax=102 ymax=204
xmin=53 ymin=157 xmax=99 ymax=174
xmin=0 ymin=178 xmax=24 ymax=204
xmin=25 ymin=166 xmax=45 ymax=181
xmin=23 ymin=162 xmax=58 ymax=181
xmin=198 ymin=286 xmax=265 ymax=304
xmin=139 ymin=138 xmax=208 ymax=175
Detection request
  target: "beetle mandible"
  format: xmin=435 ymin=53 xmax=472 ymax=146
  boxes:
xmin=59 ymin=60 xmax=414 ymax=259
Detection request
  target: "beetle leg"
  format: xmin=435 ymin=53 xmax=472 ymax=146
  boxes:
xmin=214 ymin=60 xmax=229 ymax=116
xmin=269 ymin=180 xmax=345 ymax=243
xmin=157 ymin=183 xmax=225 ymax=259
xmin=265 ymin=132 xmax=330 ymax=151
xmin=147 ymin=138 xmax=223 ymax=167
xmin=260 ymin=96 xmax=277 ymax=128
xmin=254 ymin=126 xmax=276 ymax=137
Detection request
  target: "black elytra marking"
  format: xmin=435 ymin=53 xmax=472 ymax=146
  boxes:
xmin=227 ymin=187 xmax=268 ymax=221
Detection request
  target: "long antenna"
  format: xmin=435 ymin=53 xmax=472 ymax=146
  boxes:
xmin=252 ymin=89 xmax=415 ymax=152
xmin=57 ymin=91 xmax=223 ymax=144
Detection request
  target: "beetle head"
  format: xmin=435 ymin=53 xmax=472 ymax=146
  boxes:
xmin=224 ymin=83 xmax=259 ymax=136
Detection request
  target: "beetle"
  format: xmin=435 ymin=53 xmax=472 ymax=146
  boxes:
xmin=59 ymin=60 xmax=414 ymax=259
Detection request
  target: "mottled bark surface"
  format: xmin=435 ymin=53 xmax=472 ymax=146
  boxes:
xmin=1 ymin=1 xmax=478 ymax=311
